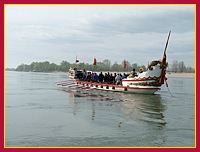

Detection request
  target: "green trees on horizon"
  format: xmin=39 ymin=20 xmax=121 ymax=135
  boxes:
xmin=14 ymin=59 xmax=146 ymax=73
xmin=15 ymin=61 xmax=70 ymax=72
xmin=14 ymin=59 xmax=194 ymax=73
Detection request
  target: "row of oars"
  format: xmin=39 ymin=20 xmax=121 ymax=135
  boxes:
xmin=55 ymin=80 xmax=96 ymax=90
xmin=56 ymin=80 xmax=130 ymax=101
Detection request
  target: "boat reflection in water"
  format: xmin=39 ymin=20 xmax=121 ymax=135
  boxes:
xmin=119 ymin=93 xmax=167 ymax=126
xmin=66 ymin=89 xmax=167 ymax=128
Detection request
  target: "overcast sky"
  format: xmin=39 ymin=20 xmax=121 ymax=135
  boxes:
xmin=5 ymin=5 xmax=195 ymax=68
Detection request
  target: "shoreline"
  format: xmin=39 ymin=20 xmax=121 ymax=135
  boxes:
xmin=166 ymin=72 xmax=195 ymax=78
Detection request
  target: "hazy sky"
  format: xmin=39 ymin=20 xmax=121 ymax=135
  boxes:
xmin=5 ymin=5 xmax=195 ymax=68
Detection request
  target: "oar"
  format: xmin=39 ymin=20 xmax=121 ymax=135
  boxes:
xmin=164 ymin=77 xmax=173 ymax=97
xmin=55 ymin=81 xmax=75 ymax=86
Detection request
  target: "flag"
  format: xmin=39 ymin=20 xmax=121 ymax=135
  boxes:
xmin=162 ymin=50 xmax=166 ymax=65
xmin=75 ymin=56 xmax=79 ymax=63
xmin=124 ymin=60 xmax=126 ymax=70
xmin=93 ymin=58 xmax=97 ymax=65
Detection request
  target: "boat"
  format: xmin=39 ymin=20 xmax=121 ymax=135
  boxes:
xmin=56 ymin=31 xmax=171 ymax=95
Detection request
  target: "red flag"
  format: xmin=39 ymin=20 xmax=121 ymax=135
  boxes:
xmin=93 ymin=58 xmax=97 ymax=65
xmin=75 ymin=56 xmax=79 ymax=63
xmin=162 ymin=51 xmax=166 ymax=65
xmin=124 ymin=60 xmax=126 ymax=70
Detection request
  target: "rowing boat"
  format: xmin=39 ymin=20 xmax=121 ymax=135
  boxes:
xmin=56 ymin=31 xmax=171 ymax=95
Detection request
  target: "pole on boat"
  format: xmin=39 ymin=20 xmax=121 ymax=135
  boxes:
xmin=159 ymin=31 xmax=173 ymax=96
xmin=159 ymin=31 xmax=171 ymax=85
xmin=164 ymin=30 xmax=171 ymax=56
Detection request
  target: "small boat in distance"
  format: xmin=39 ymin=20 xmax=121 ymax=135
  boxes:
xmin=56 ymin=31 xmax=171 ymax=94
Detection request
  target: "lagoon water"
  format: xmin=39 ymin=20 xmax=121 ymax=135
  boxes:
xmin=5 ymin=71 xmax=195 ymax=147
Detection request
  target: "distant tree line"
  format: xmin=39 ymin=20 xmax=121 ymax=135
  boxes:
xmin=13 ymin=59 xmax=146 ymax=73
xmin=12 ymin=59 xmax=194 ymax=73
xmin=15 ymin=61 xmax=70 ymax=72
xmin=168 ymin=60 xmax=195 ymax=73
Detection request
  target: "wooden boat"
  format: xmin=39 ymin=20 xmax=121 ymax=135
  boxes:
xmin=56 ymin=31 xmax=171 ymax=95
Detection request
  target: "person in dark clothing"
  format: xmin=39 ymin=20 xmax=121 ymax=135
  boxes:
xmin=109 ymin=73 xmax=114 ymax=84
xmin=107 ymin=72 xmax=111 ymax=83
xmin=113 ymin=73 xmax=117 ymax=84
xmin=104 ymin=73 xmax=108 ymax=83
xmin=99 ymin=72 xmax=104 ymax=83
xmin=87 ymin=72 xmax=91 ymax=82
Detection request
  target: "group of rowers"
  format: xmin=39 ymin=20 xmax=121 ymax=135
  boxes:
xmin=73 ymin=68 xmax=141 ymax=85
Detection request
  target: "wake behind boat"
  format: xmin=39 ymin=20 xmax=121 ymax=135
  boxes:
xmin=56 ymin=31 xmax=171 ymax=95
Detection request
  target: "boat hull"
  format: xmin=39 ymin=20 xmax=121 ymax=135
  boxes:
xmin=56 ymin=80 xmax=160 ymax=94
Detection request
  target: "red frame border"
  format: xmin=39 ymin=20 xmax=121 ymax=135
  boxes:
xmin=1 ymin=0 xmax=198 ymax=152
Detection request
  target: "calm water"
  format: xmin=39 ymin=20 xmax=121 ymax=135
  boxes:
xmin=5 ymin=71 xmax=195 ymax=147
